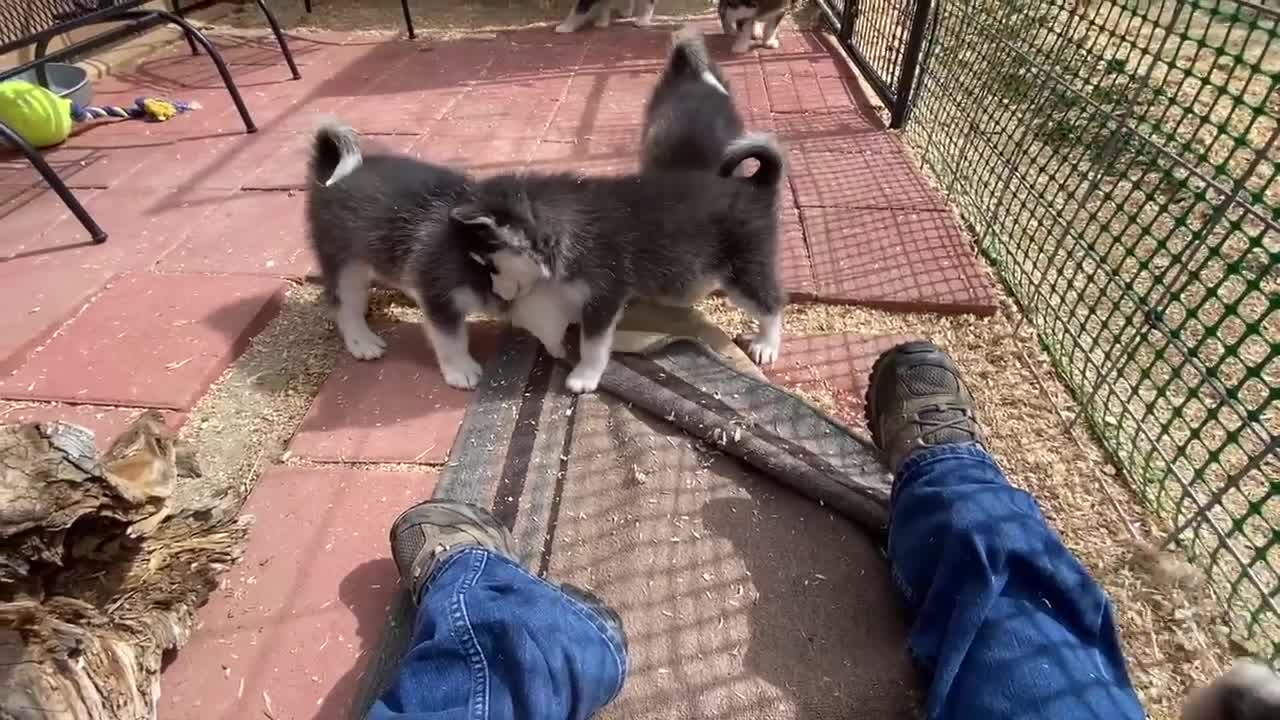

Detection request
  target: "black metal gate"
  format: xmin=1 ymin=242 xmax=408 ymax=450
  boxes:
xmin=816 ymin=0 xmax=936 ymax=128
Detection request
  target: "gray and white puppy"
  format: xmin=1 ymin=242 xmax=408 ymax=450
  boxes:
xmin=718 ymin=0 xmax=792 ymax=53
xmin=306 ymin=121 xmax=503 ymax=390
xmin=495 ymin=28 xmax=752 ymax=362
xmin=641 ymin=28 xmax=743 ymax=174
xmin=452 ymin=134 xmax=788 ymax=394
xmin=556 ymin=0 xmax=658 ymax=33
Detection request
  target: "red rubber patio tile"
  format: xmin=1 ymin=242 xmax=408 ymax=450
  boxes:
xmin=788 ymin=146 xmax=947 ymax=210
xmin=158 ymin=466 xmax=438 ymax=720
xmin=0 ymin=262 xmax=115 ymax=375
xmin=524 ymin=138 xmax=637 ymax=175
xmin=767 ymin=332 xmax=919 ymax=428
xmin=779 ymin=182 xmax=816 ymax=299
xmin=760 ymin=36 xmax=866 ymax=114
xmin=0 ymin=401 xmax=186 ymax=447
xmin=156 ymin=190 xmax=313 ymax=279
xmin=288 ymin=321 xmax=503 ymax=464
xmin=0 ymin=272 xmax=288 ymax=409
xmin=801 ymin=206 xmax=998 ymax=315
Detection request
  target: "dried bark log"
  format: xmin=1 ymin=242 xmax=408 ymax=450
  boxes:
xmin=0 ymin=412 xmax=249 ymax=720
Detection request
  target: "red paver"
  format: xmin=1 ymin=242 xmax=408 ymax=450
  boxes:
xmin=0 ymin=401 xmax=186 ymax=446
xmin=158 ymin=466 xmax=437 ymax=720
xmin=759 ymin=36 xmax=868 ymax=114
xmin=156 ymin=190 xmax=313 ymax=279
xmin=542 ymin=65 xmax=659 ymax=143
xmin=789 ymin=146 xmax=947 ymax=210
xmin=525 ymin=138 xmax=637 ymax=175
xmin=768 ymin=110 xmax=890 ymax=152
xmin=779 ymin=182 xmax=816 ymax=299
xmin=802 ymin=206 xmax=998 ymax=315
xmin=0 ymin=272 xmax=287 ymax=409
xmin=288 ymin=321 xmax=503 ymax=464
xmin=768 ymin=332 xmax=919 ymax=427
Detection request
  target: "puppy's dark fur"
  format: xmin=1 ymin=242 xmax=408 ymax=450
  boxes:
xmin=306 ymin=121 xmax=499 ymax=389
xmin=453 ymin=135 xmax=788 ymax=393
xmin=641 ymin=28 xmax=744 ymax=174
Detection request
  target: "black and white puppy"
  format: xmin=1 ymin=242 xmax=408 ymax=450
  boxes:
xmin=641 ymin=27 xmax=743 ymax=174
xmin=452 ymin=135 xmax=788 ymax=394
xmin=718 ymin=0 xmax=792 ymax=53
xmin=556 ymin=0 xmax=658 ymax=33
xmin=306 ymin=121 xmax=504 ymax=390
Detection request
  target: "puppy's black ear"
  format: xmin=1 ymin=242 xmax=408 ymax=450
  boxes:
xmin=450 ymin=204 xmax=497 ymax=228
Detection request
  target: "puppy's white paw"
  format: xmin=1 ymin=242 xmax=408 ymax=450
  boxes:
xmin=731 ymin=40 xmax=753 ymax=54
xmin=342 ymin=327 xmax=387 ymax=360
xmin=746 ymin=335 xmax=780 ymax=366
xmin=555 ymin=21 xmax=576 ymax=33
xmin=763 ymin=37 xmax=780 ymax=49
xmin=565 ymin=365 xmax=603 ymax=394
xmin=440 ymin=355 xmax=484 ymax=390
xmin=751 ymin=21 xmax=764 ymax=40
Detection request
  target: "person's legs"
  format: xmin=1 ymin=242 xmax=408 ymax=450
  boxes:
xmin=369 ymin=501 xmax=628 ymax=720
xmin=866 ymin=341 xmax=1144 ymax=720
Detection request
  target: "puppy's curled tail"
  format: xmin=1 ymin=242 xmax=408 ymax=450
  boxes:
xmin=311 ymin=119 xmax=363 ymax=187
xmin=718 ymin=132 xmax=785 ymax=188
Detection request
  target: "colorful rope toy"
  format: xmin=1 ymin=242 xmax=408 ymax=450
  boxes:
xmin=71 ymin=96 xmax=202 ymax=123
xmin=0 ymin=79 xmax=200 ymax=149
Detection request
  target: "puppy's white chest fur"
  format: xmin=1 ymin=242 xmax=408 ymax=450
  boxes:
xmin=508 ymin=279 xmax=589 ymax=360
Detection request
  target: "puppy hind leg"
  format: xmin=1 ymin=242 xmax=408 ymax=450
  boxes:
xmin=420 ymin=300 xmax=484 ymax=390
xmin=565 ymin=297 xmax=624 ymax=394
xmin=334 ymin=263 xmax=388 ymax=360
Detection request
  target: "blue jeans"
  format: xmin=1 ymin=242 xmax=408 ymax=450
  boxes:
xmin=367 ymin=547 xmax=627 ymax=720
xmin=890 ymin=444 xmax=1145 ymax=720
xmin=371 ymin=444 xmax=1144 ymax=720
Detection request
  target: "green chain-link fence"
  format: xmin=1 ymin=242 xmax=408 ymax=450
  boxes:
xmin=824 ymin=0 xmax=1279 ymax=660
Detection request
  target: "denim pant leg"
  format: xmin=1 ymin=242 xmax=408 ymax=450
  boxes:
xmin=888 ymin=444 xmax=1145 ymax=720
xmin=368 ymin=548 xmax=628 ymax=720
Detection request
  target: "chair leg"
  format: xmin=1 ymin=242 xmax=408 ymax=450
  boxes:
xmin=253 ymin=0 xmax=302 ymax=80
xmin=118 ymin=10 xmax=258 ymax=133
xmin=0 ymin=121 xmax=107 ymax=244
xmin=400 ymin=0 xmax=416 ymax=39
xmin=169 ymin=0 xmax=202 ymax=55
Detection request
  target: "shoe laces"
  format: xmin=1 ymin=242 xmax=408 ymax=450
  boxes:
xmin=915 ymin=401 xmax=976 ymax=440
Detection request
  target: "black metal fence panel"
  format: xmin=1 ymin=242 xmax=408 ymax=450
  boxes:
xmin=882 ymin=0 xmax=1278 ymax=661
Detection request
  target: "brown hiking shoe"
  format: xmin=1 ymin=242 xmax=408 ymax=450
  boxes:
xmin=865 ymin=341 xmax=985 ymax=473
xmin=389 ymin=500 xmax=517 ymax=604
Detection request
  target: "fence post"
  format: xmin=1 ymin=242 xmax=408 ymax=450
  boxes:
xmin=839 ymin=0 xmax=857 ymax=44
xmin=890 ymin=0 xmax=935 ymax=128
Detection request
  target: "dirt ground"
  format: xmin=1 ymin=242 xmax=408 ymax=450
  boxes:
xmin=165 ymin=1 xmax=1238 ymax=718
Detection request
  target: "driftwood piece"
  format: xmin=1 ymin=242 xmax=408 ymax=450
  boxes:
xmin=0 ymin=412 xmax=249 ymax=720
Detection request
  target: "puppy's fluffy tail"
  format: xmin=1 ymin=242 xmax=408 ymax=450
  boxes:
xmin=718 ymin=132 xmax=785 ymax=188
xmin=311 ymin=119 xmax=363 ymax=187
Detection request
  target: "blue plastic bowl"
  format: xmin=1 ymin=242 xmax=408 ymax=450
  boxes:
xmin=14 ymin=63 xmax=94 ymax=108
